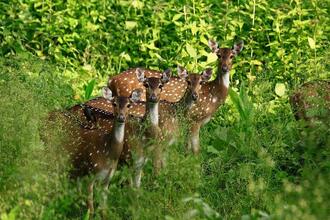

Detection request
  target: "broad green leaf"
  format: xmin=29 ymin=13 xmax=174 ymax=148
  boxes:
xmin=200 ymin=35 xmax=209 ymax=46
xmin=190 ymin=22 xmax=198 ymax=35
xmin=275 ymin=83 xmax=286 ymax=97
xmin=206 ymin=53 xmax=218 ymax=64
xmin=120 ymin=52 xmax=131 ymax=61
xmin=250 ymin=60 xmax=263 ymax=66
xmin=125 ymin=21 xmax=137 ymax=29
xmin=132 ymin=0 xmax=144 ymax=9
xmin=84 ymin=79 xmax=96 ymax=100
xmin=145 ymin=42 xmax=158 ymax=50
xmin=172 ymin=14 xmax=182 ymax=21
xmin=86 ymin=22 xmax=99 ymax=31
xmin=308 ymin=37 xmax=316 ymax=49
xmin=207 ymin=145 xmax=220 ymax=155
xmin=186 ymin=44 xmax=197 ymax=58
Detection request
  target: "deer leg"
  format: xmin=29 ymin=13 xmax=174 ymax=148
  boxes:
xmin=153 ymin=144 xmax=163 ymax=175
xmin=87 ymin=179 xmax=95 ymax=219
xmin=189 ymin=123 xmax=201 ymax=154
xmin=133 ymin=145 xmax=146 ymax=188
xmin=97 ymin=160 xmax=118 ymax=219
xmin=103 ymin=159 xmax=118 ymax=189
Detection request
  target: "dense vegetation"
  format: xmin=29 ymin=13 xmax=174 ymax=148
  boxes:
xmin=0 ymin=0 xmax=329 ymax=219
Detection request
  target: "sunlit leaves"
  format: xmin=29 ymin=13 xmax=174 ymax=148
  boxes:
xmin=84 ymin=79 xmax=96 ymax=100
xmin=308 ymin=37 xmax=316 ymax=49
xmin=125 ymin=21 xmax=137 ymax=29
xmin=275 ymin=83 xmax=286 ymax=97
xmin=186 ymin=44 xmax=197 ymax=58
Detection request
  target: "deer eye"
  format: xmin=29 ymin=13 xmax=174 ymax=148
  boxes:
xmin=159 ymin=84 xmax=163 ymax=89
xmin=127 ymin=104 xmax=132 ymax=108
xmin=230 ymin=54 xmax=234 ymax=59
xmin=144 ymin=83 xmax=149 ymax=88
xmin=112 ymin=103 xmax=117 ymax=107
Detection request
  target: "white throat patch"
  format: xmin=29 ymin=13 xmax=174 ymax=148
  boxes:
xmin=222 ymin=72 xmax=230 ymax=88
xmin=114 ymin=123 xmax=125 ymax=143
xmin=149 ymin=103 xmax=159 ymax=126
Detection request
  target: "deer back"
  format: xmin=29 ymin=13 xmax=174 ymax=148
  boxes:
xmin=290 ymin=80 xmax=330 ymax=121
xmin=108 ymin=68 xmax=186 ymax=102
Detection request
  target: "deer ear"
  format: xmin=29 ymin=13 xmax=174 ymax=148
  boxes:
xmin=177 ymin=66 xmax=188 ymax=79
xmin=161 ymin=68 xmax=171 ymax=84
xmin=135 ymin=68 xmax=146 ymax=83
xmin=130 ymin=89 xmax=142 ymax=103
xmin=201 ymin=68 xmax=212 ymax=81
xmin=208 ymin=39 xmax=219 ymax=53
xmin=232 ymin=41 xmax=244 ymax=56
xmin=102 ymin=87 xmax=113 ymax=101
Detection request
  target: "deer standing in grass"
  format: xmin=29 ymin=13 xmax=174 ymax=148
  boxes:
xmin=81 ymin=66 xmax=210 ymax=186
xmin=108 ymin=40 xmax=244 ymax=154
xmin=66 ymin=68 xmax=172 ymax=186
xmin=123 ymin=68 xmax=172 ymax=187
xmin=290 ymin=80 xmax=330 ymax=122
xmin=125 ymin=66 xmax=212 ymax=180
xmin=63 ymin=88 xmax=142 ymax=216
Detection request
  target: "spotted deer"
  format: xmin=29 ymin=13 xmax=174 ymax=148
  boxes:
xmin=78 ymin=67 xmax=210 ymax=187
xmin=107 ymin=40 xmax=244 ymax=154
xmin=184 ymin=40 xmax=244 ymax=153
xmin=290 ymin=80 xmax=330 ymax=122
xmin=123 ymin=68 xmax=172 ymax=187
xmin=63 ymin=88 xmax=142 ymax=216
xmin=128 ymin=66 xmax=212 ymax=182
xmin=154 ymin=66 xmax=213 ymax=169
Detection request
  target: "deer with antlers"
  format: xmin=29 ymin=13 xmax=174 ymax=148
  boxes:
xmin=107 ymin=40 xmax=244 ymax=154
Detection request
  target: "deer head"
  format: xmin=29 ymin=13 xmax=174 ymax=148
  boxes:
xmin=102 ymin=87 xmax=142 ymax=123
xmin=136 ymin=68 xmax=171 ymax=103
xmin=177 ymin=66 xmax=212 ymax=104
xmin=208 ymin=40 xmax=244 ymax=74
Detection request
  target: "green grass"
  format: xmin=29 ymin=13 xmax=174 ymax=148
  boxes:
xmin=1 ymin=0 xmax=330 ymax=219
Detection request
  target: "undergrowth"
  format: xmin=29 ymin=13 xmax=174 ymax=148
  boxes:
xmin=0 ymin=0 xmax=330 ymax=219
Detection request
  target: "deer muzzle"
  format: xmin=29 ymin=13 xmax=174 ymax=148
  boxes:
xmin=192 ymin=92 xmax=198 ymax=101
xmin=149 ymin=94 xmax=158 ymax=103
xmin=117 ymin=114 xmax=126 ymax=123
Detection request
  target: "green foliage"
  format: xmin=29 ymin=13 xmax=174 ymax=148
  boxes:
xmin=0 ymin=0 xmax=329 ymax=219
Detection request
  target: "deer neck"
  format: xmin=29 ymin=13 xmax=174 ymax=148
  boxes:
xmin=111 ymin=121 xmax=125 ymax=145
xmin=145 ymin=102 xmax=159 ymax=127
xmin=177 ymin=89 xmax=194 ymax=111
xmin=211 ymin=65 xmax=230 ymax=101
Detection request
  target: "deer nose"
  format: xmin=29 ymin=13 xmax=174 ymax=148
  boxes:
xmin=117 ymin=114 xmax=125 ymax=123
xmin=192 ymin=92 xmax=198 ymax=101
xmin=222 ymin=65 xmax=229 ymax=72
xmin=150 ymin=94 xmax=157 ymax=103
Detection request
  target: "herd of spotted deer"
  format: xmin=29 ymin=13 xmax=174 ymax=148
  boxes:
xmin=51 ymin=39 xmax=329 ymax=215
